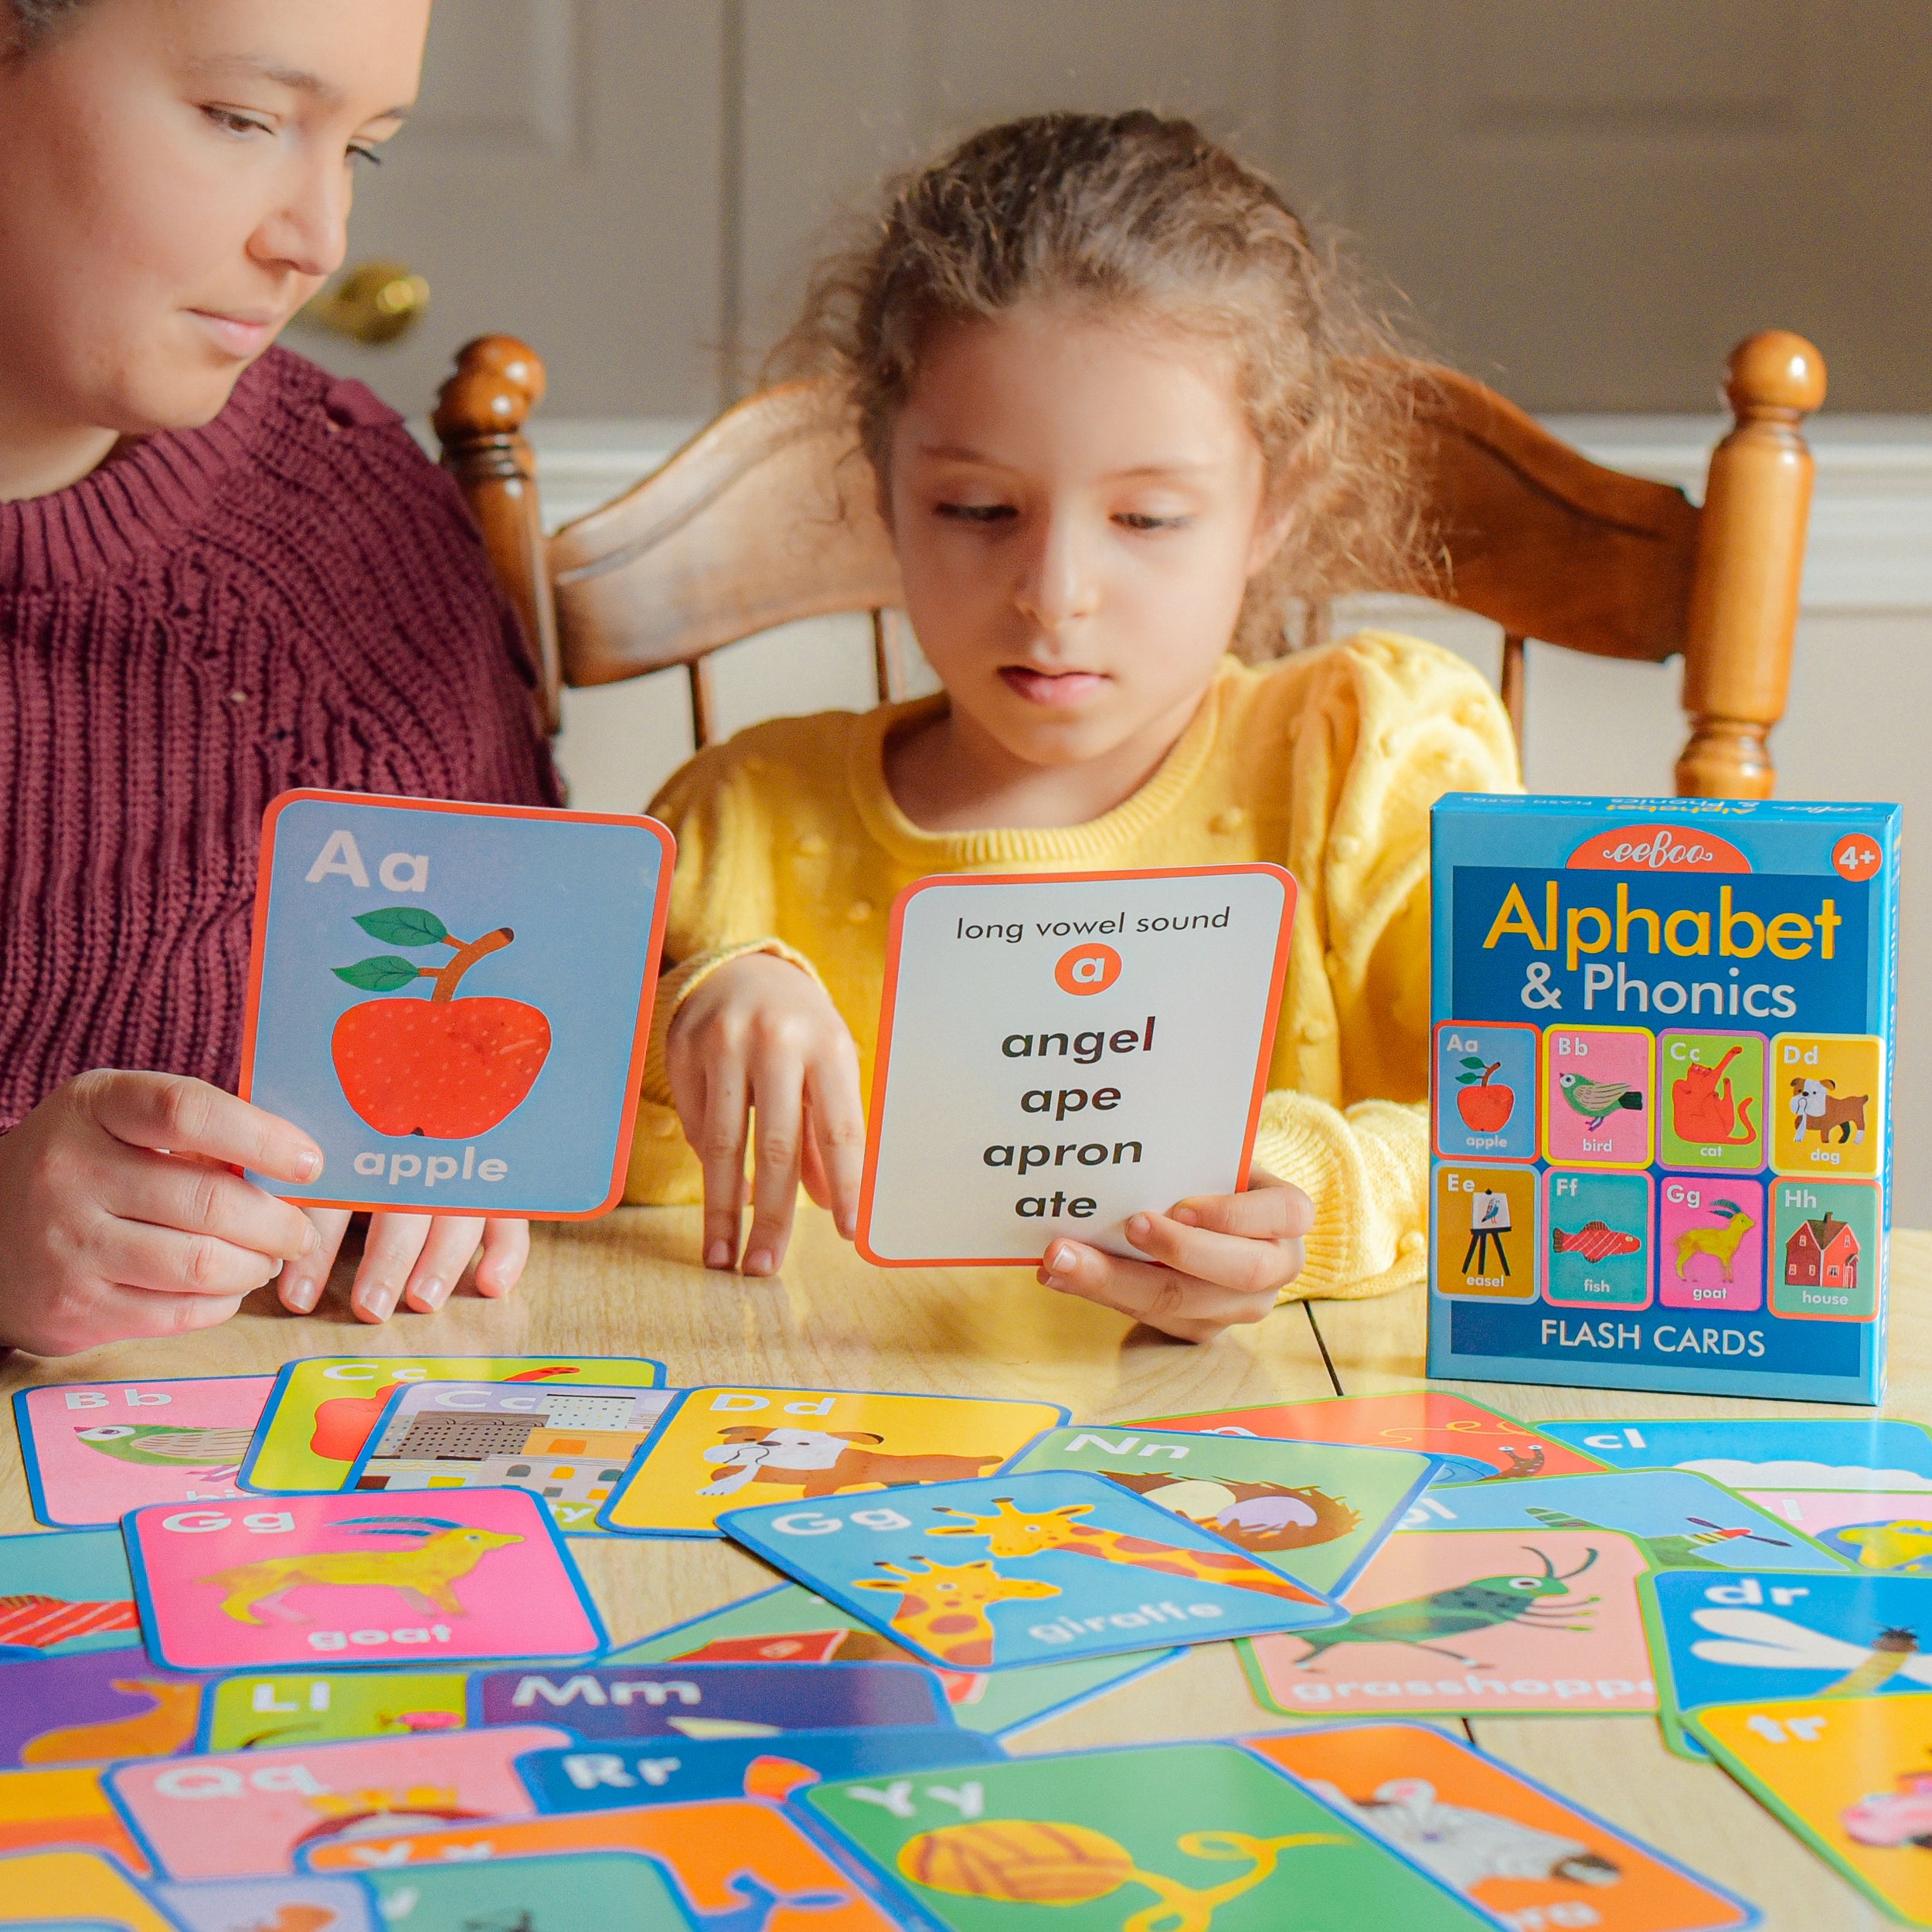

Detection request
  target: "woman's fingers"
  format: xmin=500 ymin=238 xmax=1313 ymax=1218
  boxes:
xmin=1037 ymin=1237 xmax=1276 ymax=1342
xmin=80 ymin=1070 xmax=323 ymax=1184
xmin=105 ymin=1149 xmax=318 ymax=1267
xmin=402 ymin=1215 xmax=485 ymax=1313
xmin=281 ymin=1208 xmax=352 ymax=1313
xmin=90 ymin=1221 xmax=285 ymax=1300
xmin=474 ymin=1218 xmax=529 ymax=1298
xmin=350 ymin=1211 xmax=433 ymax=1323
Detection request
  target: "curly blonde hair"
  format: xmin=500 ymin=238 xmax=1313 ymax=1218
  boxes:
xmin=771 ymin=110 xmax=1430 ymax=655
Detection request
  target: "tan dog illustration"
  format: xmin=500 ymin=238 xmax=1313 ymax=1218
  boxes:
xmin=698 ymin=1427 xmax=1004 ymax=1499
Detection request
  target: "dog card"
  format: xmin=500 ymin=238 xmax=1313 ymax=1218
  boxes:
xmin=196 ymin=1670 xmax=470 ymax=1752
xmin=598 ymin=1386 xmax=1066 ymax=1538
xmin=15 ymin=1377 xmax=273 ymax=1529
xmin=124 ymin=1488 xmax=605 ymax=1672
xmin=239 ymin=790 xmax=675 ymax=1217
xmin=1738 ymin=1490 xmax=1932 ymax=1574
xmin=358 ymin=1850 xmax=689 ymax=1931
xmin=240 ymin=1354 xmax=665 ymax=1495
xmin=0 ymin=1651 xmax=201 ymax=1769
xmin=719 ymin=1470 xmax=1343 ymax=1672
xmin=155 ymin=1874 xmax=378 ymax=1932
xmin=856 ymin=865 xmax=1295 ymax=1265
xmin=1538 ymin=1417 xmax=1932 ymax=1492
xmin=1005 ymin=1423 xmax=1436 ymax=1597
xmin=1243 ymin=1526 xmax=1658 ymax=1718
xmin=0 ymin=1528 xmax=141 ymax=1661
xmin=0 ymin=1849 xmax=179 ymax=1932
xmin=0 ymin=1767 xmax=148 ymax=1867
xmin=1246 ymin=1722 xmax=1759 ymax=1930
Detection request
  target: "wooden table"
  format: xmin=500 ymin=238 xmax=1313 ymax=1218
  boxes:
xmin=4 ymin=1209 xmax=1927 ymax=1928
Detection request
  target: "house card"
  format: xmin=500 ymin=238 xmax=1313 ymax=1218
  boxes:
xmin=357 ymin=1850 xmax=689 ymax=1932
xmin=0 ymin=1528 xmax=141 ymax=1661
xmin=196 ymin=1670 xmax=469 ymax=1753
xmin=124 ymin=1488 xmax=605 ymax=1672
xmin=0 ymin=1651 xmax=202 ymax=1769
xmin=239 ymin=789 xmax=675 ymax=1217
xmin=154 ymin=1873 xmax=378 ymax=1932
xmin=1538 ymin=1417 xmax=1932 ymax=1491
xmin=1738 ymin=1490 xmax=1932 ymax=1573
xmin=855 ymin=865 xmax=1295 ymax=1265
xmin=0 ymin=1767 xmax=148 ymax=1867
xmin=597 ymin=1386 xmax=1066 ymax=1538
xmin=15 ymin=1377 xmax=273 ymax=1529
xmin=718 ymin=1470 xmax=1343 ymax=1673
xmin=0 ymin=1849 xmax=179 ymax=1932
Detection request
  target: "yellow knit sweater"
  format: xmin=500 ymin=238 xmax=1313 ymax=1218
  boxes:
xmin=627 ymin=633 xmax=1520 ymax=1298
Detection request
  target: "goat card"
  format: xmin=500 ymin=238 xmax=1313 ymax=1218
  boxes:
xmin=0 ymin=1849 xmax=179 ymax=1932
xmin=1739 ymin=1489 xmax=1932 ymax=1574
xmin=0 ymin=1651 xmax=201 ymax=1769
xmin=15 ymin=1377 xmax=273 ymax=1530
xmin=356 ymin=1851 xmax=689 ymax=1932
xmin=597 ymin=1386 xmax=1066 ymax=1539
xmin=345 ymin=1379 xmax=675 ymax=1533
xmin=607 ymin=1582 xmax=1185 ymax=1739
xmin=239 ymin=790 xmax=675 ymax=1217
xmin=1243 ymin=1526 xmax=1658 ymax=1719
xmin=154 ymin=1875 xmax=379 ymax=1932
xmin=124 ymin=1488 xmax=605 ymax=1672
xmin=0 ymin=1767 xmax=148 ymax=1866
xmin=855 ymin=865 xmax=1295 ymax=1266
xmin=1539 ymin=1417 xmax=1932 ymax=1491
xmin=718 ymin=1470 xmax=1343 ymax=1673
xmin=1245 ymin=1723 xmax=1759 ymax=1930
xmin=239 ymin=1354 xmax=665 ymax=1494
xmin=197 ymin=1669 xmax=469 ymax=1752
xmin=0 ymin=1528 xmax=141 ymax=1660
xmin=1005 ymin=1423 xmax=1437 ymax=1597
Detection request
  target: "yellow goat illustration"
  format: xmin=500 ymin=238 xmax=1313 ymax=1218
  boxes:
xmin=196 ymin=1515 xmax=522 ymax=1625
xmin=1673 ymin=1199 xmax=1756 ymax=1283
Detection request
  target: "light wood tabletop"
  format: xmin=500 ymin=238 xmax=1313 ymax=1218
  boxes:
xmin=3 ymin=1209 xmax=1926 ymax=1928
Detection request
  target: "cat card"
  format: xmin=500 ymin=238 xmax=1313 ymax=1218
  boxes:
xmin=1145 ymin=1389 xmax=1607 ymax=1485
xmin=0 ymin=1767 xmax=149 ymax=1867
xmin=124 ymin=1488 xmax=605 ymax=1672
xmin=239 ymin=789 xmax=675 ymax=1217
xmin=1246 ymin=1722 xmax=1759 ymax=1931
xmin=239 ymin=1354 xmax=665 ymax=1495
xmin=345 ymin=1379 xmax=675 ymax=1534
xmin=1539 ymin=1418 xmax=1932 ymax=1492
xmin=0 ymin=1529 xmax=141 ymax=1661
xmin=358 ymin=1851 xmax=689 ymax=1932
xmin=153 ymin=1874 xmax=378 ymax=1932
xmin=1005 ymin=1423 xmax=1437 ymax=1598
xmin=1243 ymin=1526 xmax=1659 ymax=1719
xmin=15 ymin=1378 xmax=273 ymax=1530
xmin=1738 ymin=1490 xmax=1932 ymax=1574
xmin=106 ymin=1726 xmax=567 ymax=1879
xmin=0 ymin=1849 xmax=179 ymax=1932
xmin=800 ymin=1740 xmax=1493 ymax=1931
xmin=196 ymin=1669 xmax=470 ymax=1753
xmin=0 ymin=1651 xmax=202 ymax=1769
xmin=597 ymin=1386 xmax=1066 ymax=1539
xmin=718 ymin=1470 xmax=1344 ymax=1673
xmin=469 ymin=1659 xmax=952 ymax=1740
xmin=607 ymin=1581 xmax=1185 ymax=1740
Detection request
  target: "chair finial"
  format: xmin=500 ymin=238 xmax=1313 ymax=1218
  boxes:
xmin=1725 ymin=330 xmax=1826 ymax=420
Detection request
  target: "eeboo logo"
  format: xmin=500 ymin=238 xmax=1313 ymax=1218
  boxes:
xmin=1055 ymin=943 xmax=1121 ymax=996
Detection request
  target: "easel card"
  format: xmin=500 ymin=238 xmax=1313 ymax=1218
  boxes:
xmin=239 ymin=789 xmax=675 ymax=1217
xmin=357 ymin=1851 xmax=689 ymax=1932
xmin=0 ymin=1528 xmax=141 ymax=1659
xmin=856 ymin=865 xmax=1294 ymax=1265
xmin=196 ymin=1670 xmax=468 ymax=1752
xmin=0 ymin=1651 xmax=201 ymax=1769
xmin=1537 ymin=1417 xmax=1932 ymax=1489
xmin=0 ymin=1849 xmax=179 ymax=1932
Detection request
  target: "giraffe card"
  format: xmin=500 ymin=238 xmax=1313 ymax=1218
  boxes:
xmin=356 ymin=1850 xmax=690 ymax=1932
xmin=15 ymin=1376 xmax=274 ymax=1529
xmin=0 ymin=1849 xmax=180 ymax=1932
xmin=155 ymin=1874 xmax=379 ymax=1932
xmin=124 ymin=1488 xmax=606 ymax=1672
xmin=717 ymin=1470 xmax=1345 ymax=1672
xmin=0 ymin=1650 xmax=202 ymax=1770
xmin=597 ymin=1386 xmax=1066 ymax=1539
xmin=196 ymin=1669 xmax=470 ymax=1752
xmin=0 ymin=1528 xmax=141 ymax=1662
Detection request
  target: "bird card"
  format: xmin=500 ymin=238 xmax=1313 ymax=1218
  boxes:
xmin=356 ymin=1851 xmax=689 ymax=1932
xmin=0 ymin=1651 xmax=202 ymax=1769
xmin=124 ymin=1488 xmax=605 ymax=1672
xmin=154 ymin=1874 xmax=379 ymax=1932
xmin=1243 ymin=1526 xmax=1658 ymax=1718
xmin=0 ymin=1849 xmax=179 ymax=1932
xmin=196 ymin=1669 xmax=470 ymax=1752
xmin=15 ymin=1378 xmax=274 ymax=1530
xmin=718 ymin=1470 xmax=1343 ymax=1673
xmin=1738 ymin=1490 xmax=1932 ymax=1574
xmin=855 ymin=865 xmax=1295 ymax=1266
xmin=597 ymin=1386 xmax=1066 ymax=1539
xmin=1005 ymin=1423 xmax=1437 ymax=1597
xmin=239 ymin=1353 xmax=665 ymax=1495
xmin=0 ymin=1768 xmax=148 ymax=1866
xmin=239 ymin=789 xmax=675 ymax=1217
xmin=1538 ymin=1417 xmax=1932 ymax=1491
xmin=1245 ymin=1721 xmax=1760 ymax=1931
xmin=0 ymin=1529 xmax=141 ymax=1661
xmin=345 ymin=1379 xmax=675 ymax=1533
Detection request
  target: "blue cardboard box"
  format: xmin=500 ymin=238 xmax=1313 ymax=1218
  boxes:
xmin=1428 ymin=795 xmax=1899 ymax=1403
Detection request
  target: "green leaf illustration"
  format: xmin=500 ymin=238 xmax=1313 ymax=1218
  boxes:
xmin=1455 ymin=1072 xmax=1481 ymax=1085
xmin=1460 ymin=1056 xmax=1488 ymax=1070
xmin=333 ymin=955 xmax=423 ymax=992
xmin=353 ymin=907 xmax=448 ymax=947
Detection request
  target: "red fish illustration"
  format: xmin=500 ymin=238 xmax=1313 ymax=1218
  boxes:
xmin=1549 ymin=1221 xmax=1641 ymax=1262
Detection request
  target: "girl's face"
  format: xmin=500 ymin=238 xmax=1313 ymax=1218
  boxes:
xmin=0 ymin=0 xmax=429 ymax=442
xmin=886 ymin=302 xmax=1286 ymax=773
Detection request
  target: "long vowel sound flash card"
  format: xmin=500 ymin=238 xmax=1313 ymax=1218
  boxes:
xmin=1429 ymin=795 xmax=1899 ymax=1401
xmin=856 ymin=864 xmax=1294 ymax=1264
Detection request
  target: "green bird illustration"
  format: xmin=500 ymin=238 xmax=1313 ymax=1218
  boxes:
xmin=1556 ymin=1071 xmax=1645 ymax=1130
xmin=73 ymin=1423 xmax=253 ymax=1475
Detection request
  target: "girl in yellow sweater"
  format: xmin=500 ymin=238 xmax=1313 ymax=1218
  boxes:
xmin=632 ymin=111 xmax=1519 ymax=1339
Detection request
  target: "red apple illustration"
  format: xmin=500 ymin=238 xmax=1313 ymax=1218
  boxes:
xmin=330 ymin=907 xmax=550 ymax=1138
xmin=309 ymin=1386 xmax=400 ymax=1462
xmin=1454 ymin=1056 xmax=1515 ymax=1132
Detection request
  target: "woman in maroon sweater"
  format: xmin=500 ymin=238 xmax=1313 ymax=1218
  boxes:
xmin=0 ymin=0 xmax=561 ymax=1352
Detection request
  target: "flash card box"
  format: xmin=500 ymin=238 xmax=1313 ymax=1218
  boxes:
xmin=1428 ymin=794 xmax=1899 ymax=1404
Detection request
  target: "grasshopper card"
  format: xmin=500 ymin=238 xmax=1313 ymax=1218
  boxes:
xmin=0 ymin=1849 xmax=179 ymax=1932
xmin=0 ymin=1528 xmax=141 ymax=1660
xmin=358 ymin=1851 xmax=688 ymax=1931
xmin=239 ymin=790 xmax=674 ymax=1216
xmin=856 ymin=866 xmax=1294 ymax=1265
xmin=0 ymin=1651 xmax=201 ymax=1770
xmin=155 ymin=1875 xmax=378 ymax=1932
xmin=1538 ymin=1417 xmax=1932 ymax=1490
xmin=196 ymin=1670 xmax=469 ymax=1752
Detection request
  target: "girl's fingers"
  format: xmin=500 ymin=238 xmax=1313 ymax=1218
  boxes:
xmin=1168 ymin=1169 xmax=1314 ymax=1242
xmin=474 ymin=1218 xmax=529 ymax=1298
xmin=804 ymin=1039 xmax=867 ymax=1241
xmin=1037 ymin=1237 xmax=1275 ymax=1342
xmin=351 ymin=1212 xmax=433 ymax=1323
xmin=743 ymin=1046 xmax=806 ymax=1277
xmin=91 ymin=1222 xmax=284 ymax=1299
xmin=797 ymin=1095 xmax=834 ymax=1209
xmin=105 ymin=1148 xmax=319 ymax=1264
xmin=281 ymin=1208 xmax=351 ymax=1313
xmin=692 ymin=1063 xmax=751 ymax=1271
xmin=1124 ymin=1209 xmax=1303 ymax=1296
xmin=403 ymin=1216 xmax=485 ymax=1313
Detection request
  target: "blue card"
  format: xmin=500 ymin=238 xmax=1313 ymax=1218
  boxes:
xmin=1539 ymin=1417 xmax=1932 ymax=1492
xmin=238 ymin=789 xmax=675 ymax=1217
xmin=0 ymin=1529 xmax=141 ymax=1660
xmin=155 ymin=1874 xmax=379 ymax=1932
xmin=355 ymin=1851 xmax=691 ymax=1930
xmin=719 ymin=1470 xmax=1345 ymax=1672
xmin=0 ymin=1649 xmax=201 ymax=1768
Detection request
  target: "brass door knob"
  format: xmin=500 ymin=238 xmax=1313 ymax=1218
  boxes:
xmin=299 ymin=260 xmax=430 ymax=345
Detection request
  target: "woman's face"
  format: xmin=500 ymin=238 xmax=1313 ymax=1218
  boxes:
xmin=0 ymin=0 xmax=430 ymax=440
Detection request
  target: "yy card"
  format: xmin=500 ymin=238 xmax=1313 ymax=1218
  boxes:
xmin=358 ymin=1851 xmax=688 ymax=1931
xmin=0 ymin=1651 xmax=201 ymax=1769
xmin=197 ymin=1670 xmax=468 ymax=1752
xmin=124 ymin=1488 xmax=604 ymax=1672
xmin=1539 ymin=1417 xmax=1932 ymax=1492
xmin=0 ymin=1767 xmax=148 ymax=1866
xmin=719 ymin=1470 xmax=1342 ymax=1672
xmin=239 ymin=789 xmax=675 ymax=1217
xmin=0 ymin=1529 xmax=140 ymax=1660
xmin=1740 ymin=1489 xmax=1932 ymax=1573
xmin=15 ymin=1377 xmax=271 ymax=1529
xmin=0 ymin=1849 xmax=178 ymax=1932
xmin=598 ymin=1386 xmax=1065 ymax=1538
xmin=154 ymin=1875 xmax=377 ymax=1932
xmin=856 ymin=865 xmax=1294 ymax=1265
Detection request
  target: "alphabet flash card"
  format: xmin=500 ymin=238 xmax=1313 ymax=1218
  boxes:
xmin=0 ymin=1650 xmax=202 ymax=1770
xmin=0 ymin=1527 xmax=141 ymax=1661
xmin=155 ymin=1875 xmax=379 ymax=1932
xmin=1538 ymin=1416 xmax=1932 ymax=1488
xmin=856 ymin=865 xmax=1294 ymax=1264
xmin=196 ymin=1670 xmax=469 ymax=1753
xmin=0 ymin=1766 xmax=148 ymax=1866
xmin=355 ymin=1851 xmax=690 ymax=1932
xmin=240 ymin=790 xmax=674 ymax=1216
xmin=0 ymin=1849 xmax=180 ymax=1932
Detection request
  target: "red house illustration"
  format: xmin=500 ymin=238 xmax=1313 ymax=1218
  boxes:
xmin=1784 ymin=1212 xmax=1859 ymax=1291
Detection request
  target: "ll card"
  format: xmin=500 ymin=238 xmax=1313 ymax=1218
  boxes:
xmin=0 ymin=1529 xmax=140 ymax=1660
xmin=196 ymin=1670 xmax=469 ymax=1752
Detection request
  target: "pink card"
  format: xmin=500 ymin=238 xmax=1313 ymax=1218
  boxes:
xmin=124 ymin=1488 xmax=605 ymax=1672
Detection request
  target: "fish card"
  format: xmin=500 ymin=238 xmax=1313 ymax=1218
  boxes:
xmin=1243 ymin=1526 xmax=1658 ymax=1718
xmin=855 ymin=865 xmax=1295 ymax=1265
xmin=719 ymin=1470 xmax=1343 ymax=1673
xmin=154 ymin=1874 xmax=378 ymax=1932
xmin=1539 ymin=1417 xmax=1932 ymax=1491
xmin=1005 ymin=1423 xmax=1436 ymax=1597
xmin=0 ymin=1850 xmax=178 ymax=1932
xmin=0 ymin=1528 xmax=141 ymax=1661
xmin=1740 ymin=1490 xmax=1932 ymax=1574
xmin=0 ymin=1767 xmax=148 ymax=1866
xmin=240 ymin=1354 xmax=665 ymax=1495
xmin=15 ymin=1378 xmax=273 ymax=1529
xmin=598 ymin=1386 xmax=1065 ymax=1538
xmin=0 ymin=1651 xmax=201 ymax=1769
xmin=1246 ymin=1722 xmax=1759 ymax=1930
xmin=358 ymin=1850 xmax=689 ymax=1931
xmin=124 ymin=1488 xmax=605 ymax=1672
xmin=196 ymin=1669 xmax=469 ymax=1752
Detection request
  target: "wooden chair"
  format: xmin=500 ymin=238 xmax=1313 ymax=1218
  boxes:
xmin=432 ymin=328 xmax=1825 ymax=797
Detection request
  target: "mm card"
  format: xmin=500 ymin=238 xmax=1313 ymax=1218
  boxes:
xmin=1537 ymin=1417 xmax=1932 ymax=1491
xmin=0 ymin=1651 xmax=201 ymax=1770
xmin=0 ymin=1528 xmax=141 ymax=1661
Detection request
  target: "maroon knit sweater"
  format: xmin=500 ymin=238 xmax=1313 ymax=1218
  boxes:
xmin=0 ymin=345 xmax=563 ymax=1131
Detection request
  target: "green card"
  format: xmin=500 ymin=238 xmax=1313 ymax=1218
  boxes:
xmin=361 ymin=1850 xmax=689 ymax=1930
xmin=199 ymin=1670 xmax=467 ymax=1751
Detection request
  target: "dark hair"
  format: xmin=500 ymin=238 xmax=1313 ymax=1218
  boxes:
xmin=5 ymin=0 xmax=90 ymax=53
